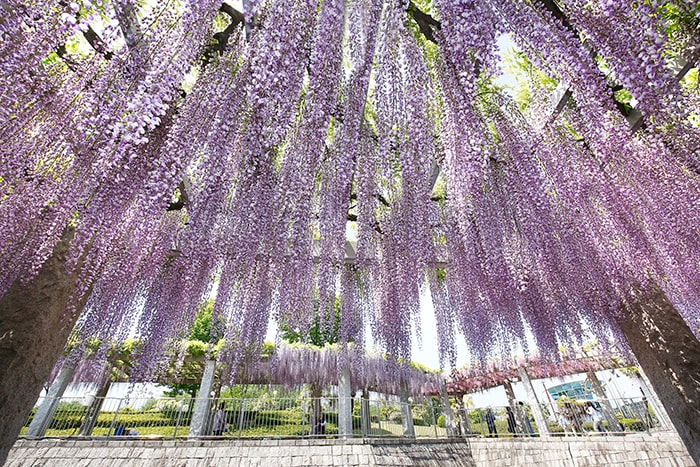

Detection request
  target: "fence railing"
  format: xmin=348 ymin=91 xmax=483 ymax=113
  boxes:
xmin=20 ymin=395 xmax=664 ymax=440
xmin=465 ymin=397 xmax=664 ymax=437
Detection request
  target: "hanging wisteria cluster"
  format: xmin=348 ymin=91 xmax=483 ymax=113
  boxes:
xmin=2 ymin=0 xmax=699 ymax=383
xmin=445 ymin=348 xmax=631 ymax=395
xmin=242 ymin=343 xmax=441 ymax=397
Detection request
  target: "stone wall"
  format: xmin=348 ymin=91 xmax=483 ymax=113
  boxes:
xmin=6 ymin=432 xmax=694 ymax=467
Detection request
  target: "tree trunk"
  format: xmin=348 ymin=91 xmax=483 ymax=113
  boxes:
xmin=309 ymin=384 xmax=322 ymax=436
xmin=78 ymin=377 xmax=112 ymax=436
xmin=617 ymin=284 xmax=700 ymax=464
xmin=0 ymin=228 xmax=89 ymax=464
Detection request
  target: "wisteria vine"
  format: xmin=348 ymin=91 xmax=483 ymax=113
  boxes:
xmin=1 ymin=0 xmax=699 ymax=387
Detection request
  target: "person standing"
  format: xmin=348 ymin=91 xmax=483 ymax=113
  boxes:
xmin=314 ymin=414 xmax=326 ymax=436
xmin=518 ymin=401 xmax=535 ymax=436
xmin=485 ymin=408 xmax=498 ymax=437
xmin=587 ymin=402 xmax=606 ymax=433
xmin=506 ymin=406 xmax=517 ymax=436
xmin=212 ymin=402 xmax=227 ymax=436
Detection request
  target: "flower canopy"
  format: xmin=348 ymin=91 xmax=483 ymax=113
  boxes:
xmin=243 ymin=343 xmax=441 ymax=396
xmin=1 ymin=0 xmax=699 ymax=379
xmin=445 ymin=348 xmax=631 ymax=395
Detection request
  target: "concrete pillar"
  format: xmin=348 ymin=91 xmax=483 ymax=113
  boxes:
xmin=78 ymin=376 xmax=111 ymax=436
xmin=503 ymin=380 xmax=524 ymax=435
xmin=586 ymin=370 xmax=622 ymax=432
xmin=399 ymin=382 xmax=415 ymax=438
xmin=360 ymin=389 xmax=371 ymax=436
xmin=454 ymin=396 xmax=470 ymax=436
xmin=337 ymin=366 xmax=353 ymax=438
xmin=438 ymin=385 xmax=457 ymax=437
xmin=518 ymin=367 xmax=550 ymax=437
xmin=242 ymin=0 xmax=254 ymax=37
xmin=26 ymin=361 xmax=76 ymax=437
xmin=188 ymin=359 xmax=216 ymax=437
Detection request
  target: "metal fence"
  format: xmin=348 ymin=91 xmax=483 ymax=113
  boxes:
xmin=20 ymin=395 xmax=663 ymax=440
xmin=464 ymin=397 xmax=664 ymax=437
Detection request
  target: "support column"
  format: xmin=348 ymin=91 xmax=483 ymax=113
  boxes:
xmin=617 ymin=284 xmax=700 ymax=464
xmin=360 ymin=389 xmax=371 ymax=436
xmin=454 ymin=395 xmax=470 ymax=436
xmin=399 ymin=382 xmax=415 ymax=438
xmin=26 ymin=360 xmax=76 ymax=437
xmin=438 ymin=385 xmax=457 ymax=437
xmin=337 ymin=366 xmax=353 ymax=438
xmin=188 ymin=359 xmax=216 ymax=437
xmin=518 ymin=367 xmax=550 ymax=437
xmin=586 ymin=370 xmax=622 ymax=432
xmin=503 ymin=380 xmax=524 ymax=435
xmin=78 ymin=375 xmax=112 ymax=436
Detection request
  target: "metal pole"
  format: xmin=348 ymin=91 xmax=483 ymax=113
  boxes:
xmin=26 ymin=361 xmax=76 ymax=437
xmin=238 ymin=399 xmax=246 ymax=439
xmin=431 ymin=402 xmax=438 ymax=438
xmin=173 ymin=400 xmax=186 ymax=439
xmin=108 ymin=399 xmax=123 ymax=436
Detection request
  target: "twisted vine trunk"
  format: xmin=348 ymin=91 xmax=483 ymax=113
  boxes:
xmin=0 ymin=229 xmax=90 ymax=465
xmin=617 ymin=284 xmax=700 ymax=465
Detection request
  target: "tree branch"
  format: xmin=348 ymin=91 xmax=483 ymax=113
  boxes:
xmin=54 ymin=2 xmax=113 ymax=62
xmin=201 ymin=3 xmax=245 ymax=67
xmin=406 ymin=2 xmax=441 ymax=44
xmin=82 ymin=25 xmax=114 ymax=61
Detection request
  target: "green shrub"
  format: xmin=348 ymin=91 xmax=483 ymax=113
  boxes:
xmin=619 ymin=418 xmax=646 ymax=432
xmin=437 ymin=414 xmax=445 ymax=428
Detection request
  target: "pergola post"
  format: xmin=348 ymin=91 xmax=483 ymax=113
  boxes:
xmin=438 ymin=385 xmax=457 ymax=437
xmin=454 ymin=395 xmax=471 ymax=436
xmin=188 ymin=359 xmax=216 ymax=437
xmin=503 ymin=380 xmax=524 ymax=435
xmin=78 ymin=374 xmax=112 ymax=436
xmin=517 ymin=367 xmax=550 ymax=437
xmin=337 ymin=366 xmax=353 ymax=438
xmin=399 ymin=382 xmax=415 ymax=438
xmin=360 ymin=388 xmax=371 ymax=436
xmin=25 ymin=360 xmax=76 ymax=437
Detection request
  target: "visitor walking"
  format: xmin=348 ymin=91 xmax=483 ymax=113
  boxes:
xmin=518 ymin=401 xmax=535 ymax=436
xmin=557 ymin=410 xmax=572 ymax=436
xmin=314 ymin=414 xmax=326 ymax=436
xmin=212 ymin=402 xmax=227 ymax=436
xmin=563 ymin=402 xmax=582 ymax=435
xmin=641 ymin=394 xmax=654 ymax=429
xmin=485 ymin=408 xmax=498 ymax=437
xmin=506 ymin=406 xmax=517 ymax=436
xmin=587 ymin=402 xmax=606 ymax=433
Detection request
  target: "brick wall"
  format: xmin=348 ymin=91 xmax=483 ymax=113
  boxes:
xmin=6 ymin=432 xmax=694 ymax=467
